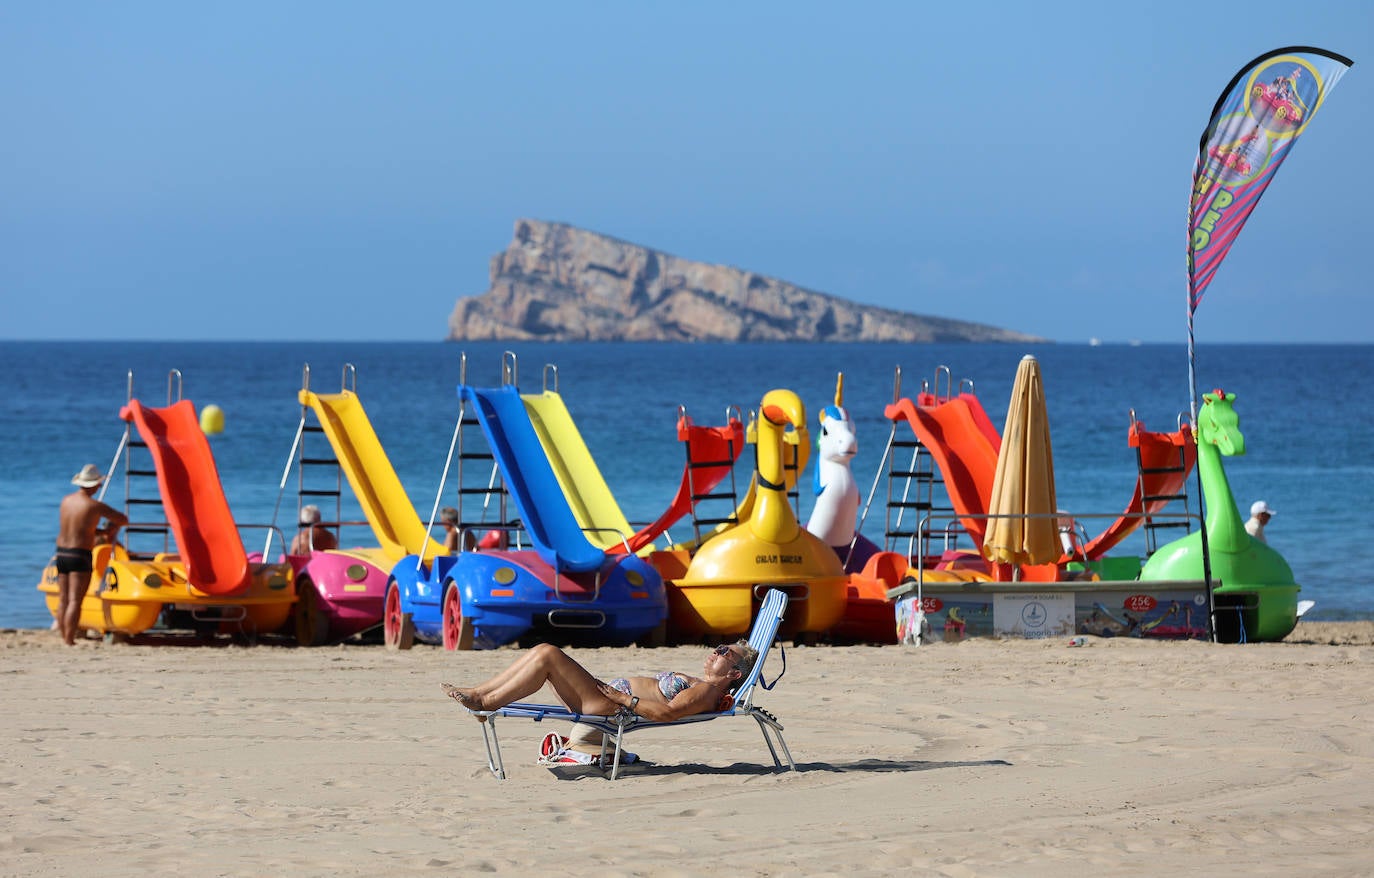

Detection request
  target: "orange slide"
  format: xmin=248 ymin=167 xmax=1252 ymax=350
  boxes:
xmin=1078 ymin=419 xmax=1197 ymax=559
xmin=120 ymin=399 xmax=250 ymax=595
xmin=884 ymin=394 xmax=1000 ymax=545
xmin=917 ymin=390 xmax=1003 ymax=452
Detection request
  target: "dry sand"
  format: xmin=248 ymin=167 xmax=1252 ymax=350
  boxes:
xmin=3 ymin=622 xmax=1373 ymax=876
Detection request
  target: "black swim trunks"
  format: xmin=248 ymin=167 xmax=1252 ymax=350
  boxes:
xmin=54 ymin=546 xmax=92 ymax=575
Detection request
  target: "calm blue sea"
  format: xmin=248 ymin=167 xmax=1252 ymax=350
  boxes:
xmin=3 ymin=340 xmax=1370 ymax=629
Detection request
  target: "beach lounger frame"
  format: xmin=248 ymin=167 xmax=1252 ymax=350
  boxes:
xmin=468 ymin=588 xmax=795 ymax=780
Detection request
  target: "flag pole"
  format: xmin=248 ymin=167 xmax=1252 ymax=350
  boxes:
xmin=1186 ymin=199 xmax=1213 ymax=641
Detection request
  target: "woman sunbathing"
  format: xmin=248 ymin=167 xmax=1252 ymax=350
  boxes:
xmin=442 ymin=641 xmax=759 ymax=722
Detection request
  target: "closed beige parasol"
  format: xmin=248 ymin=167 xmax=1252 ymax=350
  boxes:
xmin=982 ymin=355 xmax=1059 ymax=574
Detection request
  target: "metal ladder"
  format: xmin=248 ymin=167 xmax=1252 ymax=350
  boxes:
xmin=882 ymin=367 xmax=957 ymax=558
xmin=293 ymin=364 xmax=345 ymax=542
xmin=453 ymin=351 xmax=513 ymax=547
xmin=883 ymin=424 xmax=939 ymax=556
xmin=684 ymin=404 xmax=744 ymax=545
xmin=118 ymin=370 xmax=177 ymax=562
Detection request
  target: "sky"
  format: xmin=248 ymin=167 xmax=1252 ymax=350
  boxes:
xmin=2 ymin=1 xmax=1371 ymax=344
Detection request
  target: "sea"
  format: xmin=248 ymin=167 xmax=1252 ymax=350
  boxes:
xmin=3 ymin=340 xmax=1371 ymax=629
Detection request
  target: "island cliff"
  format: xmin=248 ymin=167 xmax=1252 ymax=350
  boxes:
xmin=447 ymin=219 xmax=1043 ymax=343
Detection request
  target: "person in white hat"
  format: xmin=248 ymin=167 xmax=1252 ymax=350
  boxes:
xmin=1245 ymin=500 xmax=1275 ymax=543
xmin=54 ymin=464 xmax=128 ymax=645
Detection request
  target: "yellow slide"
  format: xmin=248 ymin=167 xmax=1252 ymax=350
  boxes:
xmin=522 ymin=391 xmax=636 ymax=552
xmin=299 ymin=389 xmax=439 ymax=563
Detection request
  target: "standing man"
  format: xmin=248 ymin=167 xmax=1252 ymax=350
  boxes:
xmin=1245 ymin=500 xmax=1275 ymax=543
xmin=55 ymin=464 xmax=127 ymax=645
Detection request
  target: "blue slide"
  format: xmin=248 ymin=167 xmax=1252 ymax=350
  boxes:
xmin=459 ymin=385 xmax=605 ymax=573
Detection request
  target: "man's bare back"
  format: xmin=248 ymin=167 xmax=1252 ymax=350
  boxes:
xmin=58 ymin=489 xmax=125 ymax=550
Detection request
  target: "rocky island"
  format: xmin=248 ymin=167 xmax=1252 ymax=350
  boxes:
xmin=447 ymin=219 xmax=1043 ymax=343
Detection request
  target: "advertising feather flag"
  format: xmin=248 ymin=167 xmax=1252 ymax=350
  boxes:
xmin=1186 ymin=47 xmax=1351 ymax=418
xmin=1188 ymin=47 xmax=1351 ymax=316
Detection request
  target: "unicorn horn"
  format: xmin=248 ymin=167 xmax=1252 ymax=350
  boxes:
xmin=834 ymin=372 xmax=844 ymax=407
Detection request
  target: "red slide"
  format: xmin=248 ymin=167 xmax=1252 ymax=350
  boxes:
xmin=612 ymin=411 xmax=746 ymax=554
xmin=917 ymin=391 xmax=1003 ymax=452
xmin=120 ymin=399 xmax=250 ymax=595
xmin=1078 ymin=419 xmax=1197 ymax=560
xmin=885 ymin=395 xmax=1001 ymax=545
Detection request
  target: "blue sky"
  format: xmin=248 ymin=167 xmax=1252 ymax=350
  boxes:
xmin=2 ymin=2 xmax=1370 ymax=343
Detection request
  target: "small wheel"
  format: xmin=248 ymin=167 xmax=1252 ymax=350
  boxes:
xmin=383 ymin=581 xmax=414 ymax=650
xmin=442 ymin=582 xmax=474 ymax=650
xmin=293 ymin=580 xmax=330 ymax=646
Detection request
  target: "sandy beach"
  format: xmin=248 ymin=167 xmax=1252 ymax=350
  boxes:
xmin=3 ymin=623 xmax=1373 ymax=876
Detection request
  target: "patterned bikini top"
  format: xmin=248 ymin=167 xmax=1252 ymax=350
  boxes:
xmin=655 ymin=671 xmax=693 ymax=700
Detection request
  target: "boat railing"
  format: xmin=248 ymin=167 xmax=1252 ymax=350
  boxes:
xmin=898 ymin=507 xmax=1205 ymax=581
xmin=240 ymin=523 xmax=292 ymax=563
